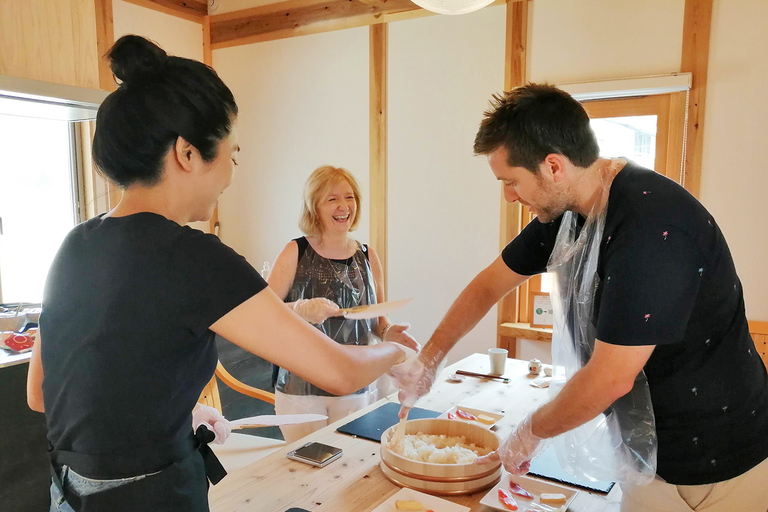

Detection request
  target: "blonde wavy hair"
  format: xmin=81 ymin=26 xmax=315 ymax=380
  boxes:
xmin=299 ymin=165 xmax=363 ymax=237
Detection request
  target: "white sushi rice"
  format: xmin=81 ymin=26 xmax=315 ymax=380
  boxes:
xmin=389 ymin=432 xmax=491 ymax=464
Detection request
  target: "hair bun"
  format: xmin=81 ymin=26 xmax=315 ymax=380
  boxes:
xmin=107 ymin=35 xmax=168 ymax=83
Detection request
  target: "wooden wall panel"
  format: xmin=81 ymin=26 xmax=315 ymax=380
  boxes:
xmin=94 ymin=0 xmax=116 ymax=92
xmin=0 ymin=0 xmax=99 ymax=89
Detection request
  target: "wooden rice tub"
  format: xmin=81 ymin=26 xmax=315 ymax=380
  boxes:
xmin=380 ymin=418 xmax=501 ymax=495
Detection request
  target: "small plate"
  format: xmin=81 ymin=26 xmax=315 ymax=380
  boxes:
xmin=479 ymin=472 xmax=578 ymax=512
xmin=369 ymin=487 xmax=470 ymax=512
xmin=438 ymin=406 xmax=504 ymax=429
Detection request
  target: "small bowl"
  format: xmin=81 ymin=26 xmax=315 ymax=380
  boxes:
xmin=380 ymin=418 xmax=501 ymax=495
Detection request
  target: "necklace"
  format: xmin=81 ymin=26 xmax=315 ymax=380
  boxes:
xmin=324 ymin=244 xmax=364 ymax=304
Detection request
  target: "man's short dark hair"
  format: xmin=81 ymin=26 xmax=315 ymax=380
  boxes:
xmin=474 ymin=84 xmax=600 ymax=173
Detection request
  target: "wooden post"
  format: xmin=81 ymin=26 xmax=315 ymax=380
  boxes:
xmin=497 ymin=0 xmax=528 ymax=354
xmin=203 ymin=15 xmax=213 ymax=67
xmin=202 ymin=15 xmax=220 ymax=236
xmin=680 ymin=0 xmax=713 ymax=198
xmin=369 ymin=23 xmax=388 ymax=296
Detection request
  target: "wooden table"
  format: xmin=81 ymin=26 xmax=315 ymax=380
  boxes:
xmin=209 ymin=354 xmax=623 ymax=512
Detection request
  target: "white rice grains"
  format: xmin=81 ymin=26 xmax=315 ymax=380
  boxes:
xmin=388 ymin=432 xmax=491 ymax=464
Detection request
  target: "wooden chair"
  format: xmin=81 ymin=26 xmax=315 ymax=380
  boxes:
xmin=198 ymin=361 xmax=276 ymax=411
xmin=749 ymin=320 xmax=768 ymax=370
xmin=199 ymin=362 xmax=285 ymax=473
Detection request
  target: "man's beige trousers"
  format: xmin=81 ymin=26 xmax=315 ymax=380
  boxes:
xmin=621 ymin=456 xmax=768 ymax=512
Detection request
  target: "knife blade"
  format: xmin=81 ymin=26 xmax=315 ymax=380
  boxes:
xmin=230 ymin=413 xmax=328 ymax=430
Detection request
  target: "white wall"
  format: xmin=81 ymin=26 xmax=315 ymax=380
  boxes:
xmin=388 ymin=6 xmax=506 ymax=364
xmin=699 ymin=0 xmax=768 ymax=320
xmin=212 ymin=28 xmax=370 ymax=268
xmin=113 ymin=0 xmax=203 ymax=61
xmin=528 ymin=0 xmax=685 ymax=83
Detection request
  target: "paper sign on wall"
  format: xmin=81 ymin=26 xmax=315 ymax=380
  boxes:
xmin=530 ymin=292 xmax=553 ymax=328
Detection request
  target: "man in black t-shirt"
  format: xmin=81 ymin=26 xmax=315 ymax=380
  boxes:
xmin=393 ymin=85 xmax=768 ymax=511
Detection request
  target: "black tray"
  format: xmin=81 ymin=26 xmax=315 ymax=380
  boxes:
xmin=529 ymin=446 xmax=615 ymax=494
xmin=336 ymin=402 xmax=441 ymax=443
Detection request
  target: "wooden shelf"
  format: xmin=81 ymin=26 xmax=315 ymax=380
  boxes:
xmin=499 ymin=322 xmax=553 ymax=343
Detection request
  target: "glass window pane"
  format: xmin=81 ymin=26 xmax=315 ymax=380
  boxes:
xmin=0 ymin=114 xmax=77 ymax=303
xmin=540 ymin=272 xmax=553 ymax=294
xmin=590 ymin=115 xmax=657 ymax=170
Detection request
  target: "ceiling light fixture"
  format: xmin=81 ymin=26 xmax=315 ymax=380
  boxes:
xmin=410 ymin=0 xmax=495 ymax=16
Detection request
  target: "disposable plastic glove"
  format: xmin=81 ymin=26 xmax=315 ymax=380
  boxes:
xmin=388 ymin=351 xmax=442 ymax=415
xmin=292 ymin=298 xmax=340 ymax=324
xmin=382 ymin=323 xmax=420 ymax=352
xmin=192 ymin=404 xmax=231 ymax=445
xmin=475 ymin=413 xmax=548 ymax=474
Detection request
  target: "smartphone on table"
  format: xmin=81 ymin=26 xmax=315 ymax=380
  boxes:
xmin=286 ymin=441 xmax=343 ymax=468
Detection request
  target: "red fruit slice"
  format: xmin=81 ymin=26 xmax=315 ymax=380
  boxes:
xmin=498 ymin=488 xmax=519 ymax=511
xmin=447 ymin=412 xmax=458 ymax=420
xmin=455 ymin=409 xmax=478 ymax=421
xmin=508 ymin=482 xmax=533 ymax=499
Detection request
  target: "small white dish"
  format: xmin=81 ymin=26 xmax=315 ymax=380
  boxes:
xmin=369 ymin=487 xmax=470 ymax=512
xmin=438 ymin=406 xmax=504 ymax=429
xmin=479 ymin=472 xmax=578 ymax=512
xmin=446 ymin=373 xmax=465 ymax=382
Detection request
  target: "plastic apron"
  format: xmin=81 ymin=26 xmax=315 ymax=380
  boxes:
xmin=546 ymin=161 xmax=657 ymax=485
xmin=277 ymin=239 xmax=378 ymax=398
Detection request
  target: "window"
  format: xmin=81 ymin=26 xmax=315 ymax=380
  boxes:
xmin=0 ymin=114 xmax=81 ymax=303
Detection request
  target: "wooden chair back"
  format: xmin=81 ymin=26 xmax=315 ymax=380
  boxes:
xmin=199 ymin=361 xmax=276 ymax=414
xmin=198 ymin=371 xmax=223 ymax=411
xmin=749 ymin=320 xmax=768 ymax=370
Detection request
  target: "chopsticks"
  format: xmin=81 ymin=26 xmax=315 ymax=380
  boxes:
xmin=455 ymin=370 xmax=510 ymax=383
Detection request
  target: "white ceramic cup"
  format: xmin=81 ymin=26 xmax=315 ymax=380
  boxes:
xmin=488 ymin=348 xmax=508 ymax=375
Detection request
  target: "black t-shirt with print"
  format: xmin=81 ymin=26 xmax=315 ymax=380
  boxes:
xmin=502 ymin=162 xmax=768 ymax=485
xmin=40 ymin=213 xmax=267 ymax=478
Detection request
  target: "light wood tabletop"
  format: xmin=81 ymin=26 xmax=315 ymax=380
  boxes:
xmin=209 ymin=353 xmax=623 ymax=512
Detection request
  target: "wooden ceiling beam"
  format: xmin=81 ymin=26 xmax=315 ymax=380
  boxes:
xmin=121 ymin=0 xmax=208 ymax=23
xmin=210 ymin=0 xmax=499 ymax=48
xmin=210 ymin=0 xmax=507 ymax=49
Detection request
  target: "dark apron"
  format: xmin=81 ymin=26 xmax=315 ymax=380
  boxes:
xmin=49 ymin=426 xmax=226 ymax=512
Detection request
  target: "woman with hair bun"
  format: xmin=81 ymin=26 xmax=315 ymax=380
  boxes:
xmin=26 ymin=35 xmax=408 ymax=512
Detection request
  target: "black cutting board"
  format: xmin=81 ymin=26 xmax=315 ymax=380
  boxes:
xmin=529 ymin=446 xmax=615 ymax=494
xmin=336 ymin=402 xmax=441 ymax=442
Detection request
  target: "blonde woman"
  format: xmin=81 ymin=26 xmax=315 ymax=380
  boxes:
xmin=268 ymin=165 xmax=417 ymax=443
